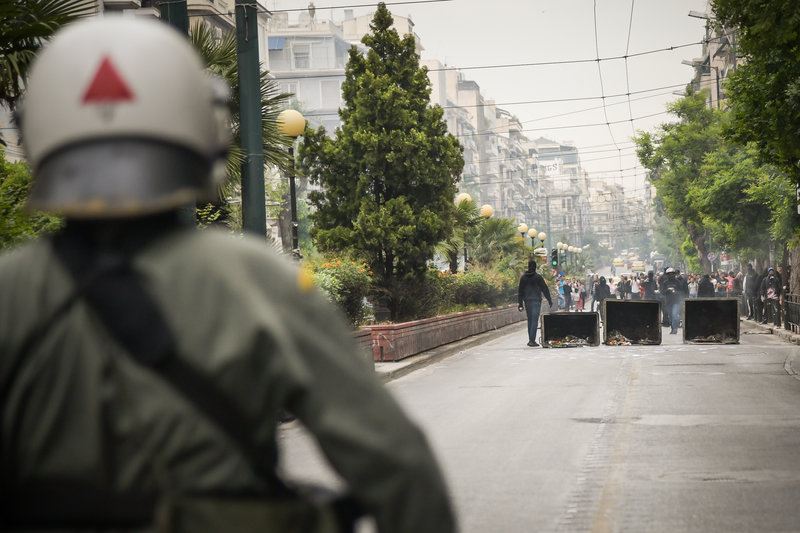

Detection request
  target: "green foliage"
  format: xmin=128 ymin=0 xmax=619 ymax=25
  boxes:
xmin=712 ymin=0 xmax=800 ymax=189
xmin=689 ymin=142 xmax=774 ymax=255
xmin=0 ymin=0 xmax=95 ymax=111
xmin=297 ymin=3 xmax=463 ymax=320
xmin=635 ymin=90 xmax=723 ymax=272
xmin=0 ymin=149 xmax=61 ymax=249
xmin=436 ymin=197 xmax=480 ymax=273
xmin=465 ymin=216 xmax=526 ymax=269
xmin=745 ymin=168 xmax=799 ymax=245
xmin=680 ymin=235 xmax=702 ymax=273
xmin=309 ymin=258 xmax=373 ymax=326
xmin=435 ymin=268 xmax=516 ymax=312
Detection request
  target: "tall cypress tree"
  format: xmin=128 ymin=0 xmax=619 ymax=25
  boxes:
xmin=298 ymin=3 xmax=463 ymax=319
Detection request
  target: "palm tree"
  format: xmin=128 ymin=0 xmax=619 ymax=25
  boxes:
xmin=436 ymin=198 xmax=480 ymax=273
xmin=0 ymin=0 xmax=95 ymax=112
xmin=189 ymin=23 xmax=294 ymax=229
xmin=466 ymin=217 xmax=526 ymax=269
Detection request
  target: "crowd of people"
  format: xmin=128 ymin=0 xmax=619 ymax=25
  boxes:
xmin=555 ymin=264 xmax=790 ymax=331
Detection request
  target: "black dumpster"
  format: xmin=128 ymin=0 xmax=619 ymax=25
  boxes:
xmin=683 ymin=297 xmax=740 ymax=344
xmin=541 ymin=312 xmax=600 ymax=347
xmin=602 ymin=299 xmax=661 ymax=345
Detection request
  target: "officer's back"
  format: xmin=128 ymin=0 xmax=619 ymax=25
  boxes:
xmin=0 ymin=17 xmax=455 ymax=533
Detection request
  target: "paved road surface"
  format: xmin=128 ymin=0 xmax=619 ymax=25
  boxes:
xmin=278 ymin=321 xmax=800 ymax=532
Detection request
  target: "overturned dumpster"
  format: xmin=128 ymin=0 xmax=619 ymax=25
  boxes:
xmin=603 ymin=299 xmax=661 ymax=345
xmin=683 ymin=297 xmax=740 ymax=344
xmin=541 ymin=312 xmax=600 ymax=348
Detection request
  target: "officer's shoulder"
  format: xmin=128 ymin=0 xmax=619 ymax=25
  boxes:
xmin=0 ymin=239 xmax=52 ymax=278
xmin=152 ymin=228 xmax=306 ymax=293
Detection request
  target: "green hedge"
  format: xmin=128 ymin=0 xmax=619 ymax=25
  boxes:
xmin=309 ymin=258 xmax=372 ymax=326
xmin=307 ymin=258 xmax=523 ymax=326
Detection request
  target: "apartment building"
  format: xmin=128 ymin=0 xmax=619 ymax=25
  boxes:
xmin=683 ymin=5 xmax=739 ymax=110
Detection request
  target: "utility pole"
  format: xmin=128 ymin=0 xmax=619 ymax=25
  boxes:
xmin=235 ymin=0 xmax=266 ymax=236
xmin=159 ymin=0 xmax=189 ymax=34
xmin=159 ymin=1 xmax=195 ymax=224
xmin=545 ymin=196 xmax=551 ymax=253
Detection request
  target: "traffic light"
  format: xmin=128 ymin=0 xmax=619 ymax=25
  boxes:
xmin=551 ymin=248 xmax=558 ymax=267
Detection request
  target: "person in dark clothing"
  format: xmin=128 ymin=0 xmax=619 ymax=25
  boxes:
xmin=661 ymin=268 xmax=687 ymax=334
xmin=697 ymin=274 xmax=715 ymax=298
xmin=760 ymin=267 xmax=783 ymax=326
xmin=640 ymin=271 xmax=657 ymax=300
xmin=754 ymin=268 xmax=768 ymax=322
xmin=744 ymin=264 xmax=758 ymax=319
xmin=589 ymin=274 xmax=599 ymax=311
xmin=518 ymin=259 xmax=554 ymax=347
xmin=594 ymin=276 xmax=612 ymax=325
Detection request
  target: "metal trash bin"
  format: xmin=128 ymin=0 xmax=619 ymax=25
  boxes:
xmin=683 ymin=297 xmax=740 ymax=344
xmin=541 ymin=312 xmax=600 ymax=348
xmin=602 ymin=299 xmax=662 ymax=345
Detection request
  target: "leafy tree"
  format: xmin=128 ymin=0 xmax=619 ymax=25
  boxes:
xmin=712 ymin=0 xmax=800 ymax=291
xmin=0 ymin=0 xmax=95 ymax=113
xmin=635 ymin=89 xmax=721 ymax=273
xmin=0 ymin=148 xmax=61 ymax=250
xmin=689 ymin=142 xmax=774 ymax=258
xmin=712 ymin=0 xmax=800 ymax=186
xmin=297 ymin=3 xmax=463 ymax=320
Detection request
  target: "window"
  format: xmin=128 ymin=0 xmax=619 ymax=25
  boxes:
xmin=280 ymin=82 xmax=298 ymax=98
xmin=320 ymin=79 xmax=341 ymax=108
xmin=268 ymin=37 xmax=285 ymax=51
xmin=293 ymin=44 xmax=310 ymax=69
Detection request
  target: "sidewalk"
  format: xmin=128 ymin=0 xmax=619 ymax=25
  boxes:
xmin=374 ymin=321 xmax=526 ymax=382
xmin=374 ymin=315 xmax=800 ymax=383
xmin=742 ymin=317 xmax=800 ymax=379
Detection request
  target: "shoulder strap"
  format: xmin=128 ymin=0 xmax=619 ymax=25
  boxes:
xmin=49 ymin=232 xmax=282 ymax=486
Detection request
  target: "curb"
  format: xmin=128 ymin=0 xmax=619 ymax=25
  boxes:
xmin=376 ymin=321 xmax=527 ymax=382
xmin=740 ymin=318 xmax=800 ymax=381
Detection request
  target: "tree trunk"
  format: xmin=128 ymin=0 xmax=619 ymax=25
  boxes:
xmin=686 ymin=222 xmax=711 ymax=274
xmin=277 ymin=199 xmax=291 ymax=253
xmin=790 ymin=238 xmax=800 ymax=294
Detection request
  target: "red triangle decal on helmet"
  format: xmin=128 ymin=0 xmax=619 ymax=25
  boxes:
xmin=82 ymin=56 xmax=134 ymax=103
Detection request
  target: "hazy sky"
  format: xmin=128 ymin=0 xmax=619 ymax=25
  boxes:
xmin=268 ymin=0 xmax=711 ymax=197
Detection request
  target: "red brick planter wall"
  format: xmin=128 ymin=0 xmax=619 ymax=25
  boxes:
xmin=357 ymin=304 xmax=525 ymax=362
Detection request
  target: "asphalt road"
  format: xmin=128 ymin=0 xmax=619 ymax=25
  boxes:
xmin=278 ymin=321 xmax=800 ymax=532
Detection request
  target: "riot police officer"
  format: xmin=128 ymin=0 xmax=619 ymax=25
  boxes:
xmin=0 ymin=17 xmax=454 ymax=533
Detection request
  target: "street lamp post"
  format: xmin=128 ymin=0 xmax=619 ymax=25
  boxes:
xmin=277 ymin=109 xmax=306 ymax=259
xmin=518 ymin=223 xmax=529 ymax=241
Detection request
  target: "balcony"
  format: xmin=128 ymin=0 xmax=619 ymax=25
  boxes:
xmin=104 ymin=0 xmax=141 ymax=8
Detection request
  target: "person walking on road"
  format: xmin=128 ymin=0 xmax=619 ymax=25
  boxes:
xmin=0 ymin=18 xmax=455 ymax=533
xmin=518 ymin=259 xmax=554 ymax=347
xmin=594 ymin=276 xmax=612 ymax=326
xmin=661 ymin=268 xmax=687 ymax=334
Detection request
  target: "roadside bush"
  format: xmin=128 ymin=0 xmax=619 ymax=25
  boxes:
xmin=390 ymin=270 xmax=444 ymax=321
xmin=433 ymin=268 xmax=518 ymax=313
xmin=310 ymin=258 xmax=372 ymax=326
xmin=453 ymin=271 xmax=492 ymax=306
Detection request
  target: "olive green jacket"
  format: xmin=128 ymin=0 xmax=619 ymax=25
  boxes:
xmin=0 ymin=228 xmax=455 ymax=533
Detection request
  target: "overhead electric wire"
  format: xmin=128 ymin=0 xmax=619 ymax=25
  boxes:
xmin=300 ymin=80 xmax=702 ymax=118
xmin=271 ymin=33 xmax=734 ymax=82
xmin=270 ymin=0 xmax=453 ymax=12
xmin=592 ymin=0 xmax=622 ymax=159
xmin=624 ymin=0 xmax=637 ymax=138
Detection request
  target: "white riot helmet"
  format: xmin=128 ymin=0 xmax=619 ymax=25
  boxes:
xmin=20 ymin=17 xmax=230 ymax=217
